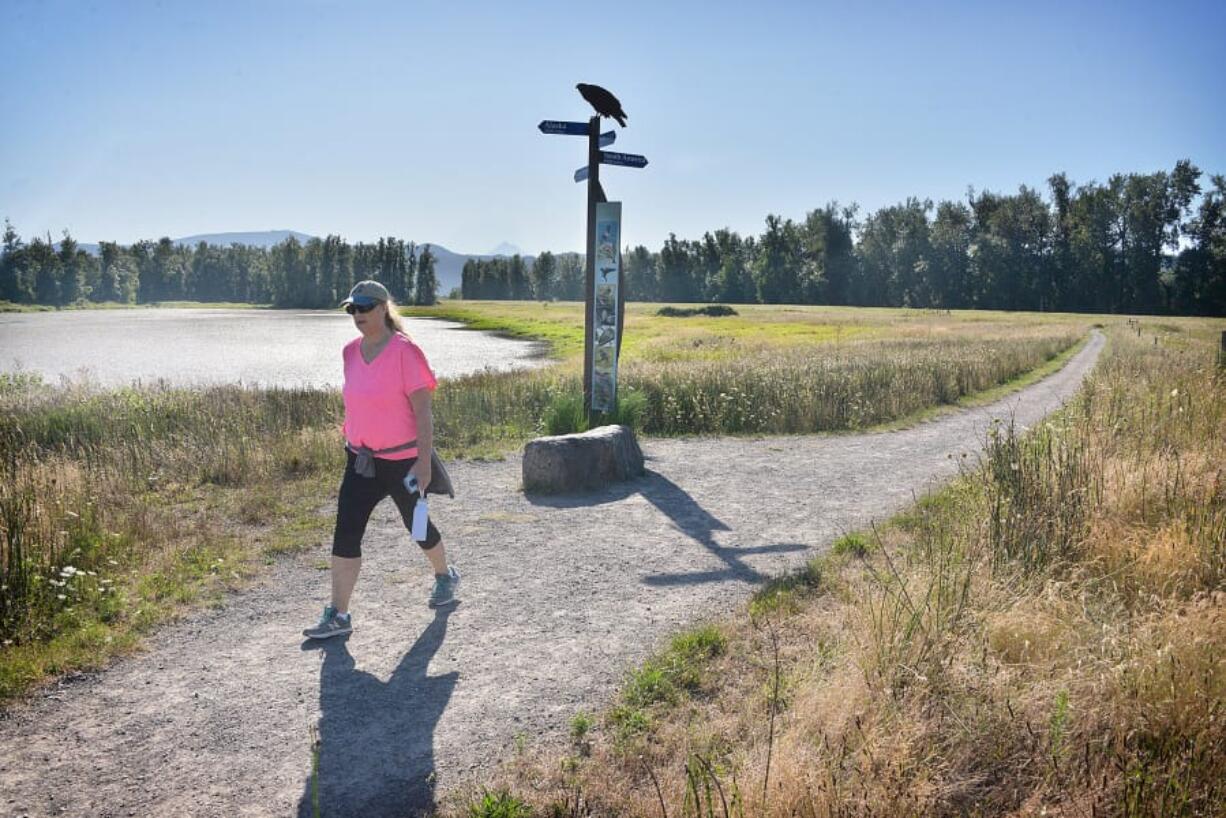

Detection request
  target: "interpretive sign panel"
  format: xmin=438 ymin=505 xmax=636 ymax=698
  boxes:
xmin=591 ymin=201 xmax=622 ymax=412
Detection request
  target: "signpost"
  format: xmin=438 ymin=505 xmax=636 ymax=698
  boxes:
xmin=599 ymin=151 xmax=648 ymax=168
xmin=538 ymin=120 xmax=590 ymax=136
xmin=539 ymin=110 xmax=648 ymax=422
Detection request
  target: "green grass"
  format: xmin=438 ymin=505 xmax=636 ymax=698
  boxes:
xmin=749 ymin=557 xmax=824 ymax=618
xmin=0 ymin=378 xmax=345 ymax=702
xmin=406 ymin=301 xmax=587 ymax=358
xmin=0 ymin=467 xmax=333 ymax=702
xmin=0 ymin=301 xmax=56 ymax=312
xmin=829 ymin=531 xmax=872 ymax=558
xmin=570 ymin=712 xmax=593 ymax=742
xmin=609 ymin=624 xmax=727 ymax=739
xmin=410 ymin=300 xmax=1096 ymax=447
xmin=542 ymin=390 xmax=648 ymax=435
xmin=409 ymin=300 xmax=1107 ymax=363
xmin=408 ymin=300 xmax=892 ymax=363
xmin=465 ymin=790 xmax=534 ymax=818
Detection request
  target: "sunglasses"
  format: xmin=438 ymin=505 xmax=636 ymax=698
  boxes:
xmin=345 ymin=302 xmax=379 ymax=315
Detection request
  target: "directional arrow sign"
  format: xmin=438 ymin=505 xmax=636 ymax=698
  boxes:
xmin=574 ymin=165 xmax=589 ymax=183
xmin=599 ymin=130 xmax=616 ymax=148
xmin=538 ymin=120 xmax=590 ymax=136
xmin=599 ymin=150 xmax=648 ymax=168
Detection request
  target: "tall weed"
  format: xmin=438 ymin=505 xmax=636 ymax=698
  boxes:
xmin=478 ymin=323 xmax=1226 ymax=817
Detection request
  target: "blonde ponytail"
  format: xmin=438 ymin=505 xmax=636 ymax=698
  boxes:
xmin=383 ymin=297 xmax=410 ymax=339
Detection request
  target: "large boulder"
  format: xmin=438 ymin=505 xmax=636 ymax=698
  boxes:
xmin=522 ymin=424 xmax=645 ymax=494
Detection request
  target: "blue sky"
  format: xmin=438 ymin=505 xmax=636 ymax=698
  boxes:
xmin=2 ymin=0 xmax=1223 ymax=254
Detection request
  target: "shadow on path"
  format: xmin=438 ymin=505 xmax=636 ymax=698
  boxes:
xmin=528 ymin=469 xmax=808 ymax=587
xmin=297 ymin=608 xmax=457 ymax=818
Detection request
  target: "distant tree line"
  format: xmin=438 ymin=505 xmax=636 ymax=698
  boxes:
xmin=467 ymin=161 xmax=1225 ymax=316
xmin=460 ymin=252 xmax=586 ymax=301
xmin=0 ymin=230 xmax=439 ymax=309
xmin=5 ymin=161 xmax=1223 ymax=315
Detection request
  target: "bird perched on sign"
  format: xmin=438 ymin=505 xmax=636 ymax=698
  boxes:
xmin=576 ymin=83 xmax=628 ymax=127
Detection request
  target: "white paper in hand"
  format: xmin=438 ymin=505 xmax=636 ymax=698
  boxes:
xmin=404 ymin=474 xmax=430 ymax=542
xmin=411 ymin=497 xmax=429 ymax=542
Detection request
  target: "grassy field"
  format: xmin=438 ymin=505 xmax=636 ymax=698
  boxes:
xmin=1 ymin=301 xmax=1098 ymax=703
xmin=414 ymin=300 xmax=1094 ymax=441
xmin=466 ymin=319 xmax=1225 ymax=817
xmin=0 ymin=376 xmax=342 ymax=698
xmin=407 ymin=300 xmax=1094 ymax=363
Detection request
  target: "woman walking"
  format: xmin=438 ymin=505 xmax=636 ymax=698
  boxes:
xmin=304 ymin=280 xmax=459 ymax=640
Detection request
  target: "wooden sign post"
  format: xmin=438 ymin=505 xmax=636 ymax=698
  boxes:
xmin=539 ymin=114 xmax=648 ymax=423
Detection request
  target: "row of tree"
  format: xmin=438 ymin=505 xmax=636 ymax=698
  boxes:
xmin=460 ymin=252 xmax=585 ymax=301
xmin=467 ymin=161 xmax=1226 ymax=316
xmin=4 ymin=161 xmax=1223 ymax=315
xmin=0 ymin=230 xmax=440 ymax=309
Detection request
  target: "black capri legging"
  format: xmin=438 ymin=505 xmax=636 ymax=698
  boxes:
xmin=332 ymin=450 xmax=443 ymax=558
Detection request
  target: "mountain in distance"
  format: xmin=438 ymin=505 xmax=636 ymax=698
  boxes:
xmin=69 ymin=229 xmax=311 ymax=257
xmin=173 ymin=229 xmax=315 ymax=249
xmin=427 ymin=244 xmax=534 ymax=296
xmin=70 ymin=231 xmax=544 ymax=296
xmin=489 ymin=241 xmax=523 ymax=256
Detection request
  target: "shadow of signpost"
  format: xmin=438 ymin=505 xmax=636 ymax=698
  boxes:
xmin=298 ymin=608 xmax=457 ymax=818
xmin=528 ymin=469 xmax=809 ymax=587
xmin=635 ymin=472 xmax=809 ymax=586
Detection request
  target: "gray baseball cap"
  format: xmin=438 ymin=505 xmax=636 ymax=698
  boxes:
xmin=340 ymin=280 xmax=390 ymax=307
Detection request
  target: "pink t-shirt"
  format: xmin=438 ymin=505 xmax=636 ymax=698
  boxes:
xmin=341 ymin=333 xmax=438 ymax=460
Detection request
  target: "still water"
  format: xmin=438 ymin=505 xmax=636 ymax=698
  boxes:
xmin=0 ymin=308 xmax=546 ymax=388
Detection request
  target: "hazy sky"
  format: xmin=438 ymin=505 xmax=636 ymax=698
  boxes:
xmin=2 ymin=0 xmax=1223 ymax=254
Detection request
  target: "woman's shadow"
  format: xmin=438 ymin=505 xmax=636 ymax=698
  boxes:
xmin=297 ymin=608 xmax=458 ymax=818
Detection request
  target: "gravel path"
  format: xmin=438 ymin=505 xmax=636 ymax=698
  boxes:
xmin=0 ymin=332 xmax=1104 ymax=818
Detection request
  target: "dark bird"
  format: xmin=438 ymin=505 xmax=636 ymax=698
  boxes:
xmin=576 ymin=83 xmax=628 ymax=127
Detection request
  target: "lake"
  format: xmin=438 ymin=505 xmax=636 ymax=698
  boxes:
xmin=0 ymin=308 xmax=547 ymax=388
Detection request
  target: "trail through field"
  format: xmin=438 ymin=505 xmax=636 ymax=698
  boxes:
xmin=0 ymin=332 xmax=1103 ymax=818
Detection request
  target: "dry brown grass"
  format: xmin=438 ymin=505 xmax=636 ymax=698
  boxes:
xmin=461 ymin=319 xmax=1225 ymax=818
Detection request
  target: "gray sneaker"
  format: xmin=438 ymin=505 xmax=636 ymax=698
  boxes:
xmin=428 ymin=566 xmax=461 ymax=608
xmin=303 ymin=605 xmax=353 ymax=639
